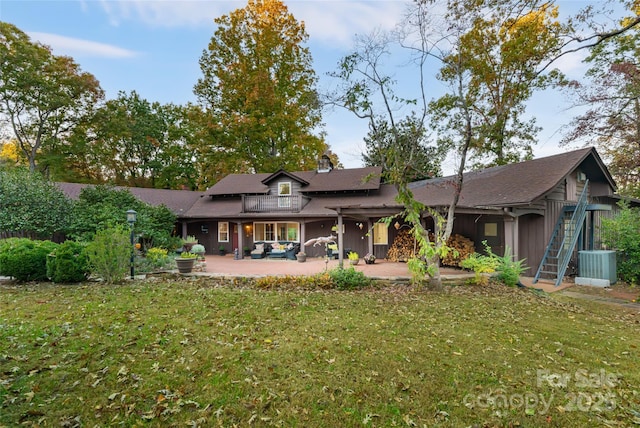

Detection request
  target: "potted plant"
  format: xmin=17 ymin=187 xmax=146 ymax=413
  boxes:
xmin=175 ymin=251 xmax=197 ymax=273
xmin=191 ymin=244 xmax=206 ymax=261
xmin=218 ymin=245 xmax=226 ymax=256
xmin=364 ymin=253 xmax=376 ymax=264
xmin=296 ymin=251 xmax=307 ymax=263
xmin=348 ymin=251 xmax=359 ymax=265
xmin=243 ymin=246 xmax=251 ymax=257
xmin=182 ymin=235 xmax=198 ymax=252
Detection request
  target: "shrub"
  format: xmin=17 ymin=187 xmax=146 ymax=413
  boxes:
xmin=461 ymin=242 xmax=527 ymax=287
xmin=136 ymin=247 xmax=173 ymax=273
xmin=601 ymin=202 xmax=640 ymax=284
xmin=86 ymin=226 xmax=131 ymax=284
xmin=253 ymin=273 xmax=336 ymax=290
xmin=0 ymin=168 xmax=72 ymax=239
xmin=0 ymin=238 xmax=58 ymax=282
xmin=494 ymin=248 xmax=527 ymax=287
xmin=46 ymin=240 xmax=90 ymax=283
xmin=328 ymin=266 xmax=371 ymax=290
xmin=460 ymin=252 xmax=499 ymax=285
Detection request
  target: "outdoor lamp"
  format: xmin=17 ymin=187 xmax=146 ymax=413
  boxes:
xmin=126 ymin=210 xmax=137 ymax=279
xmin=127 ymin=209 xmax=137 ymax=225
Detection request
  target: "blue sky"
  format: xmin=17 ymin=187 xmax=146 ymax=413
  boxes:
xmin=0 ymin=0 xmax=604 ymax=172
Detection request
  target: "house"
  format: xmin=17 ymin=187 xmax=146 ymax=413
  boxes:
xmin=182 ymin=156 xmax=401 ymax=259
xmin=57 ymin=148 xmax=625 ymax=284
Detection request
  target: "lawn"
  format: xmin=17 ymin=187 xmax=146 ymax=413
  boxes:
xmin=1 ymin=277 xmax=638 ymax=427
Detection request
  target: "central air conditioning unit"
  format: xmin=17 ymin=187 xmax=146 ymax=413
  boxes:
xmin=578 ymin=250 xmax=617 ymax=285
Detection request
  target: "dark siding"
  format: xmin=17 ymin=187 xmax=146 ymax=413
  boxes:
xmin=303 ymin=220 xmax=370 ymax=258
xmin=518 ymin=214 xmax=545 ymax=276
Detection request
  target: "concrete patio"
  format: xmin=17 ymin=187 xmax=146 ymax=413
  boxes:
xmin=196 ymin=254 xmax=573 ymax=293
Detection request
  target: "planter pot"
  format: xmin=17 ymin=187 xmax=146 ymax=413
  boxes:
xmin=364 ymin=259 xmax=375 ymax=265
xmin=175 ymin=257 xmax=196 ymax=273
xmin=349 ymin=259 xmax=359 ymax=265
xmin=296 ymin=254 xmax=307 ymax=263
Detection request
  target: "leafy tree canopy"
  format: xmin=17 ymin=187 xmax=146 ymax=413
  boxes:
xmin=362 ymin=115 xmax=443 ymax=182
xmin=66 ymin=185 xmax=177 ymax=249
xmin=194 ymin=0 xmax=326 ymax=176
xmin=0 ymin=168 xmax=72 ymax=239
xmin=58 ymin=91 xmax=200 ymax=189
xmin=561 ymin=2 xmax=640 ymax=197
xmin=0 ymin=22 xmax=103 ymax=174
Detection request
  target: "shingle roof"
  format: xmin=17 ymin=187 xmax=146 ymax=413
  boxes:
xmin=55 ymin=183 xmax=204 ymax=216
xmin=410 ymin=147 xmax=614 ymax=208
xmin=206 ymin=166 xmax=383 ymax=196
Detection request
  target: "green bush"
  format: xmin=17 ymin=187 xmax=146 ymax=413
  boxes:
xmin=460 ymin=243 xmax=527 ymax=287
xmin=86 ymin=226 xmax=131 ymax=284
xmin=460 ymin=252 xmax=499 ymax=285
xmin=495 ymin=248 xmax=527 ymax=287
xmin=0 ymin=238 xmax=58 ymax=282
xmin=328 ymin=266 xmax=371 ymax=290
xmin=601 ymin=202 xmax=640 ymax=284
xmin=46 ymin=240 xmax=90 ymax=283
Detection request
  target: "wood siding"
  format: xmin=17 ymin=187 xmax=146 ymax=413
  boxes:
xmin=518 ymin=214 xmax=546 ymax=276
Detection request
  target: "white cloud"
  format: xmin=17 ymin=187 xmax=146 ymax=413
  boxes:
xmin=289 ymin=1 xmax=406 ymax=45
xmin=27 ymin=32 xmax=139 ymax=59
xmin=87 ymin=0 xmax=406 ymax=46
xmin=91 ymin=0 xmax=233 ymax=28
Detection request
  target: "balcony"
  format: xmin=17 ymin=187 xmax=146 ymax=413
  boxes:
xmin=242 ymin=195 xmax=309 ymax=213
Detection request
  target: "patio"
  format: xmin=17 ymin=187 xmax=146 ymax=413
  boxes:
xmin=196 ymin=254 xmax=572 ymax=293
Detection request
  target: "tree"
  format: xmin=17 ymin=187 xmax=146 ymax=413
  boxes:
xmin=329 ymin=0 xmax=639 ymax=288
xmin=329 ymin=28 xmax=451 ymax=288
xmin=441 ymin=1 xmax=565 ymax=168
xmin=59 ymin=91 xmax=199 ymax=189
xmin=0 ymin=22 xmax=103 ymax=174
xmin=561 ymin=4 xmax=640 ymax=197
xmin=66 ymin=185 xmax=177 ymax=249
xmin=194 ymin=0 xmax=326 ymax=176
xmin=0 ymin=139 xmax=23 ymax=168
xmin=0 ymin=168 xmax=72 ymax=239
xmin=362 ymin=115 xmax=442 ymax=181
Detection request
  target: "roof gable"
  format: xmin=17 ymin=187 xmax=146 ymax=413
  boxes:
xmin=207 ymin=166 xmax=383 ymax=196
xmin=410 ymin=147 xmax=616 ymax=208
xmin=261 ymin=170 xmax=309 ymax=186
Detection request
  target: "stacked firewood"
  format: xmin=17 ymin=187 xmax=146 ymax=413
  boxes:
xmin=385 ymin=229 xmax=416 ymax=262
xmin=386 ymin=229 xmax=475 ymax=265
xmin=430 ymin=233 xmax=476 ymax=267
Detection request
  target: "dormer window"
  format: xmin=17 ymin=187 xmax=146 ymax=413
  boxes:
xmin=317 ymin=154 xmax=333 ymax=173
xmin=278 ymin=182 xmax=292 ymax=208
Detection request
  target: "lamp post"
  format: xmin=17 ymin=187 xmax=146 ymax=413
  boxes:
xmin=126 ymin=210 xmax=137 ymax=279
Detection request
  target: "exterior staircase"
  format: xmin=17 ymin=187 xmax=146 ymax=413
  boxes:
xmin=533 ymin=181 xmax=589 ymax=287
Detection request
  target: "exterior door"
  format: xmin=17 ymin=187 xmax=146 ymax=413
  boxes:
xmin=232 ymin=223 xmax=239 ymax=251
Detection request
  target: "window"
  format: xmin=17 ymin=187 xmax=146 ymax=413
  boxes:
xmin=265 ymin=223 xmax=275 ymax=241
xmin=278 ymin=182 xmax=292 ymax=208
xmin=373 ymin=222 xmax=388 ymax=245
xmin=218 ymin=221 xmax=229 ymax=242
xmin=253 ymin=222 xmax=299 ymax=242
xmin=484 ymin=223 xmax=498 ymax=237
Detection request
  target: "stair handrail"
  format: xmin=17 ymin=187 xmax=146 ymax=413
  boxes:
xmin=555 ymin=180 xmax=589 ymax=286
xmin=533 ymin=206 xmax=568 ymax=284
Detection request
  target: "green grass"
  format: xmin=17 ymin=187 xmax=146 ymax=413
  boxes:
xmin=1 ymin=277 xmax=639 ymax=427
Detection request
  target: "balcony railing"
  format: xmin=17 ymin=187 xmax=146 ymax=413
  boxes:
xmin=242 ymin=195 xmax=309 ymax=213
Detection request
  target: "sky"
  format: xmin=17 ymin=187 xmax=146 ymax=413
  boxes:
xmin=0 ymin=0 xmax=609 ymax=174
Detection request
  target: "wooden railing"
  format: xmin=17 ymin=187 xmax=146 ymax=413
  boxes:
xmin=242 ymin=195 xmax=308 ymax=213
